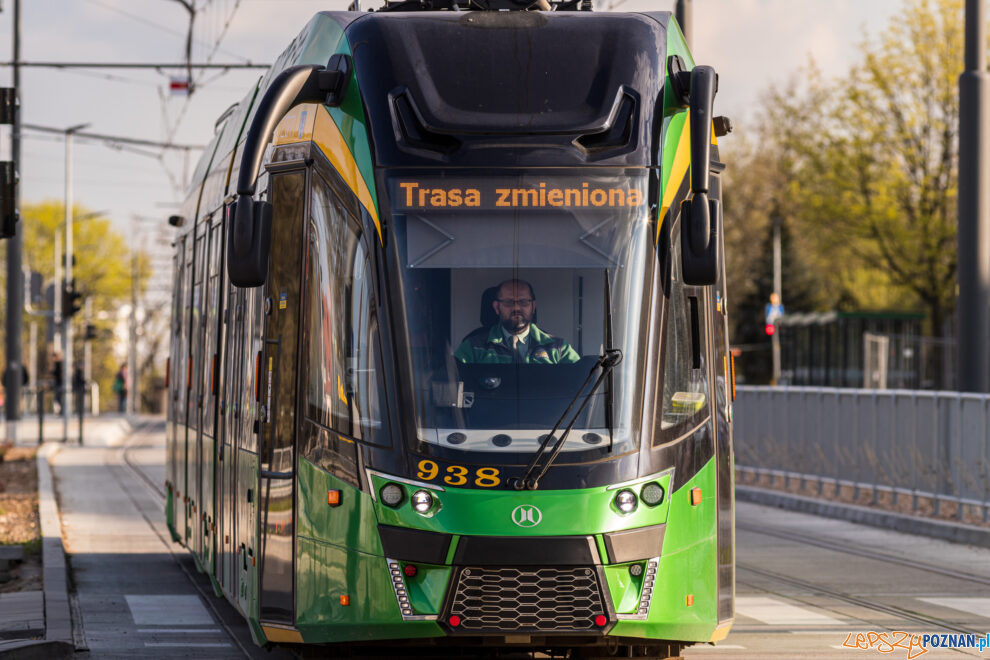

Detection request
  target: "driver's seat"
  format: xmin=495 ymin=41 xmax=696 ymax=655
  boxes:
xmin=462 ymin=286 xmax=500 ymax=344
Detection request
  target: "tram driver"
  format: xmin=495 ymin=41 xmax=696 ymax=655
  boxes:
xmin=454 ymin=279 xmax=580 ymax=365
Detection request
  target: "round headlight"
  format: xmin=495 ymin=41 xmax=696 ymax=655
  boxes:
xmin=380 ymin=483 xmax=404 ymax=507
xmin=615 ymin=489 xmax=638 ymax=513
xmin=641 ymin=482 xmax=665 ymax=506
xmin=411 ymin=489 xmax=434 ymax=514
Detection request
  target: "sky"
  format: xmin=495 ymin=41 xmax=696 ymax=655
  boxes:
xmin=0 ymin=0 xmax=904 ymax=257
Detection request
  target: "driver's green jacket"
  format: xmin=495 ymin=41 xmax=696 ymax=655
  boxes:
xmin=454 ymin=323 xmax=580 ymax=364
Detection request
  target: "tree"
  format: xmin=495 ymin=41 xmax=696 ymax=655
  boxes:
xmin=18 ymin=201 xmax=148 ymax=411
xmin=763 ymin=0 xmax=962 ymax=337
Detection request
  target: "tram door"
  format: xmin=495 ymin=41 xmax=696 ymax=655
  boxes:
xmin=186 ymin=229 xmax=206 ymax=552
xmin=258 ymin=170 xmax=306 ymax=624
xmin=167 ymin=236 xmax=186 ymax=530
xmin=218 ymin=272 xmax=242 ymax=597
xmin=198 ymin=215 xmax=224 ymax=570
xmin=709 ymin=165 xmax=734 ymax=623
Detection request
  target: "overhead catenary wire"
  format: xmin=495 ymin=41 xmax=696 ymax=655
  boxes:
xmin=0 ymin=61 xmax=268 ymax=69
xmin=22 ymin=123 xmax=203 ymax=152
xmin=82 ymin=0 xmax=254 ymax=63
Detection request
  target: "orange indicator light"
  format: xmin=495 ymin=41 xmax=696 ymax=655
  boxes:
xmin=327 ymin=490 xmax=341 ymax=507
xmin=340 ymin=595 xmax=350 ymax=606
xmin=686 ymin=594 xmax=694 ymax=606
xmin=691 ymin=488 xmax=703 ymax=506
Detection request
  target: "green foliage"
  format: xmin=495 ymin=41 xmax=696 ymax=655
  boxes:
xmin=3 ymin=201 xmax=149 ymax=411
xmin=724 ymin=0 xmax=962 ymax=342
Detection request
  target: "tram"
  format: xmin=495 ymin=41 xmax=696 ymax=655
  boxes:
xmin=165 ymin=1 xmax=734 ymax=656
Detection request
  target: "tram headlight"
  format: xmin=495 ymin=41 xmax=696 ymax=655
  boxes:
xmin=615 ymin=489 xmax=638 ymax=513
xmin=411 ymin=489 xmax=434 ymax=514
xmin=380 ymin=483 xmax=405 ymax=508
xmin=641 ymin=482 xmax=665 ymax=506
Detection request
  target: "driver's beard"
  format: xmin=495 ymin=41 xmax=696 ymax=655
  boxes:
xmin=501 ymin=318 xmax=529 ymax=334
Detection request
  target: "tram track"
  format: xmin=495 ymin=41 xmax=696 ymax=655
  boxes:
xmin=735 ymin=519 xmax=989 ymax=654
xmin=103 ymin=419 xmax=264 ymax=660
xmin=736 ymin=562 xmax=982 ymax=638
xmin=737 ymin=522 xmax=990 ymax=589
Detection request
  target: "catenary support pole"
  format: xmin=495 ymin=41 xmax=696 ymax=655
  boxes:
xmin=675 ymin=0 xmax=692 ymax=50
xmin=772 ymin=214 xmax=782 ymax=385
xmin=958 ymin=0 xmax=990 ymax=392
xmin=4 ymin=0 xmax=22 ymax=444
xmin=60 ymin=123 xmax=87 ymax=441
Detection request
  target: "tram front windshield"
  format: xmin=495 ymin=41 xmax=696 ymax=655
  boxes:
xmin=389 ymin=170 xmax=652 ymax=467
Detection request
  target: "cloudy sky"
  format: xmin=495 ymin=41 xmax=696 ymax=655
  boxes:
xmin=0 ymin=0 xmax=902 ymax=249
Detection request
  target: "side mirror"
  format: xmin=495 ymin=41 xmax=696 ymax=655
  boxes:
xmin=680 ymin=64 xmax=719 ymax=286
xmin=224 ymin=54 xmax=352 ymax=288
xmin=227 ymin=194 xmax=272 ymax=287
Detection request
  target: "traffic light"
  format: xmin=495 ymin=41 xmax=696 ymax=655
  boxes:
xmin=0 ymin=160 xmax=16 ymax=239
xmin=62 ymin=283 xmax=83 ymax=317
xmin=764 ymin=323 xmax=776 ymax=336
xmin=0 ymin=88 xmax=17 ymax=239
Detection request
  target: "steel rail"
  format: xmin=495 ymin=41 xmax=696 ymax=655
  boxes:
xmin=737 ymin=522 xmax=990 ymax=589
xmin=737 ymin=562 xmax=982 ymax=639
xmin=107 ymin=420 xmax=254 ymax=659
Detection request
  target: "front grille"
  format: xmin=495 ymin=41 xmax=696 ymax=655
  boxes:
xmin=447 ymin=566 xmax=607 ymax=632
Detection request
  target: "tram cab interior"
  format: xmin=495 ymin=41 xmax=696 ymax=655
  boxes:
xmin=385 ymin=171 xmax=711 ymax=472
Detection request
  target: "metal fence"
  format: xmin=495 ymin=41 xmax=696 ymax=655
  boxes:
xmin=734 ymin=385 xmax=990 ymax=521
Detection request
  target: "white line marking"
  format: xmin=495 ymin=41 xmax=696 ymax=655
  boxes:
xmin=735 ymin=596 xmax=844 ymax=626
xmin=137 ymin=628 xmax=223 ymax=634
xmin=918 ymin=597 xmax=990 ymax=619
xmin=126 ymin=595 xmax=213 ymax=626
xmin=708 ymin=644 xmax=747 ymax=649
xmin=144 ymin=642 xmax=233 ymax=648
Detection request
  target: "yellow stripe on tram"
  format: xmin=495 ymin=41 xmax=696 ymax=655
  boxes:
xmin=659 ymin=115 xmax=691 ymax=240
xmin=312 ymin=107 xmax=382 ymax=242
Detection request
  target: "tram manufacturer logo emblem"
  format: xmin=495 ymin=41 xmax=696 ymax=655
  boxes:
xmin=511 ymin=505 xmax=542 ymax=528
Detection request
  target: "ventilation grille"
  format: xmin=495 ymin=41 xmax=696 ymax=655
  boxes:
xmin=448 ymin=566 xmax=606 ymax=632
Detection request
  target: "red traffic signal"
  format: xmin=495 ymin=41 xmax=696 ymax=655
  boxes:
xmin=764 ymin=323 xmax=776 ymax=336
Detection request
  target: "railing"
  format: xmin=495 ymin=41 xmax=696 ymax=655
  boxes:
xmin=734 ymin=385 xmax=990 ymax=522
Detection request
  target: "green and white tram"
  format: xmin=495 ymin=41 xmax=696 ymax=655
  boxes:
xmin=166 ymin=2 xmax=735 ymax=656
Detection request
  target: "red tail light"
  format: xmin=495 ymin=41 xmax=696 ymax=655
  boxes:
xmin=448 ymin=615 xmax=461 ymax=627
xmin=594 ymin=615 xmax=607 ymax=627
xmin=404 ymin=564 xmax=418 ymax=578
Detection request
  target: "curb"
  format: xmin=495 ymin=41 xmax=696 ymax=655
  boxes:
xmin=737 ymin=485 xmax=990 ymax=548
xmin=35 ymin=444 xmax=72 ymax=649
xmin=0 ymin=640 xmax=73 ymax=660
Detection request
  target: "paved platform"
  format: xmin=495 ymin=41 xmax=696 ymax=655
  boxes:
xmin=0 ymin=592 xmax=43 ymax=640
xmin=1 ymin=414 xmax=131 ymax=448
xmin=685 ymin=500 xmax=990 ymax=659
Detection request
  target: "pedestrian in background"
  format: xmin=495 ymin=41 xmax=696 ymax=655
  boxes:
xmin=112 ymin=364 xmax=127 ymax=413
xmin=72 ymin=362 xmax=85 ymax=417
xmin=51 ymin=351 xmax=64 ymax=414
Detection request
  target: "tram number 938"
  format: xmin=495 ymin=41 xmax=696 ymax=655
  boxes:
xmin=417 ymin=460 xmax=501 ymax=488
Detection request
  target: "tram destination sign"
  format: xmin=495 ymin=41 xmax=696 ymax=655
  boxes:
xmin=391 ymin=177 xmax=646 ymax=212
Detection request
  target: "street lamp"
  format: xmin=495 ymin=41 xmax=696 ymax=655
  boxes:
xmin=62 ymin=122 xmax=88 ymax=442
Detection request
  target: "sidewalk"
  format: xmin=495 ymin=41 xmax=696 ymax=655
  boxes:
xmin=0 ymin=415 xmax=133 ymax=659
xmin=1 ymin=414 xmax=131 ymax=448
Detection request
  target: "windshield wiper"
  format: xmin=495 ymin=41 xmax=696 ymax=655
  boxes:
xmin=512 ymin=348 xmax=622 ymax=491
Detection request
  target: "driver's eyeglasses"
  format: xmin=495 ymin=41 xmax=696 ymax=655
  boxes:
xmin=497 ymin=298 xmax=534 ymax=307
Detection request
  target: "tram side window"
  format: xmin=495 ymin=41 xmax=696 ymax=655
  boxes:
xmin=303 ymin=176 xmax=390 ymax=449
xmin=659 ymin=215 xmax=710 ymax=436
